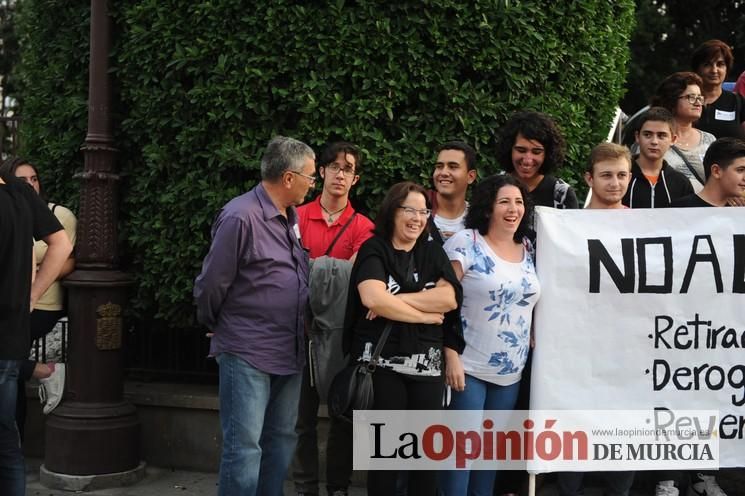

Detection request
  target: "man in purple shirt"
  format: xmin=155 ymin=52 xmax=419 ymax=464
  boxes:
xmin=194 ymin=136 xmax=315 ymax=496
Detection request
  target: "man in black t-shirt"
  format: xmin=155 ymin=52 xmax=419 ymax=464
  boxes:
xmin=0 ymin=174 xmax=71 ymax=496
xmin=672 ymin=137 xmax=745 ymax=208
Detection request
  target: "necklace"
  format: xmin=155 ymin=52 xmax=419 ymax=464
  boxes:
xmin=320 ymin=201 xmax=347 ymax=223
xmin=676 ymin=129 xmax=698 ymax=149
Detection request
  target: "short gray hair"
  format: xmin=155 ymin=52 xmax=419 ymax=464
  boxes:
xmin=260 ymin=136 xmax=315 ymax=181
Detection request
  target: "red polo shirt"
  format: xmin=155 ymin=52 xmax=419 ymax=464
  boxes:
xmin=297 ymin=196 xmax=374 ymax=259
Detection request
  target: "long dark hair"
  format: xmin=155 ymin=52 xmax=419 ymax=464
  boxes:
xmin=0 ymin=157 xmax=45 ymax=199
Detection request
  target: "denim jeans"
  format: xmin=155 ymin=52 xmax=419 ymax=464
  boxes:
xmin=292 ymin=359 xmax=353 ymax=495
xmin=216 ymin=353 xmax=302 ymax=496
xmin=0 ymin=360 xmax=24 ymax=496
xmin=439 ymin=374 xmax=520 ymax=496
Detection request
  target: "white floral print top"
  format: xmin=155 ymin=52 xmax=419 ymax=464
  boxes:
xmin=444 ymin=229 xmax=541 ymax=386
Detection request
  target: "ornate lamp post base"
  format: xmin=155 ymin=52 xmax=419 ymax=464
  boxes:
xmin=40 ymin=461 xmax=146 ymax=492
xmin=44 ymin=270 xmax=141 ymax=479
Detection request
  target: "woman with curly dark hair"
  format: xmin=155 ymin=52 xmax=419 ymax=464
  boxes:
xmin=439 ymin=174 xmax=540 ymax=495
xmin=495 ymin=111 xmax=578 ymax=209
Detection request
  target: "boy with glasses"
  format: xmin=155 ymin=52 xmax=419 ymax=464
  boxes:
xmin=293 ymin=142 xmax=374 ymax=496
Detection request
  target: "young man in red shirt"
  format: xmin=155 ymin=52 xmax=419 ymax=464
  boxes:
xmin=294 ymin=142 xmax=373 ymax=496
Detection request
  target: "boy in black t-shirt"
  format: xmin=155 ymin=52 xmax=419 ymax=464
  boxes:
xmin=672 ymin=137 xmax=745 ymax=208
xmin=664 ymin=138 xmax=745 ymax=496
xmin=0 ymin=174 xmax=71 ymax=496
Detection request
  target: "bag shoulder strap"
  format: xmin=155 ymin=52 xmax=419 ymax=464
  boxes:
xmin=427 ymin=215 xmax=445 ymax=245
xmin=670 ymin=146 xmax=705 ymax=185
xmin=324 ymin=211 xmax=357 ymax=256
xmin=367 ymin=320 xmax=393 ymax=370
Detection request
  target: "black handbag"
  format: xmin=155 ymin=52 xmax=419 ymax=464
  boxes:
xmin=327 ymin=321 xmax=393 ymax=422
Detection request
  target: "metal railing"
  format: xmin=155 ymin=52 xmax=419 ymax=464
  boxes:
xmin=31 ymin=317 xmax=68 ymax=363
xmin=29 ymin=317 xmax=218 ymax=383
xmin=124 ymin=323 xmax=218 ymax=384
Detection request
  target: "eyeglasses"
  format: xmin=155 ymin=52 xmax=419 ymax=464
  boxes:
xmin=290 ymin=170 xmax=317 ymax=185
xmin=398 ymin=206 xmax=432 ymax=219
xmin=679 ymin=94 xmax=705 ymax=105
xmin=325 ymin=163 xmax=356 ymax=176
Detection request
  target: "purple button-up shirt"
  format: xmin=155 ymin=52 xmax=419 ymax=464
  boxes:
xmin=194 ymin=183 xmax=309 ymax=375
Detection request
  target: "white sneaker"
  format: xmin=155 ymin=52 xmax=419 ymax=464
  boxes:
xmin=38 ymin=363 xmax=65 ymax=414
xmin=656 ymin=480 xmax=679 ymax=496
xmin=687 ymin=473 xmax=727 ymax=496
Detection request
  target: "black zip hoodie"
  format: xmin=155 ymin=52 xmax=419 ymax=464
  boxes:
xmin=622 ymin=157 xmax=694 ymax=208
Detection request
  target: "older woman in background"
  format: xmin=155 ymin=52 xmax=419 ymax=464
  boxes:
xmin=650 ymin=72 xmax=715 ymax=192
xmin=691 ymin=39 xmax=745 ymax=139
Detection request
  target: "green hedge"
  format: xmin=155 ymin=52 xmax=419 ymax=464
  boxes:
xmin=16 ymin=0 xmax=635 ymax=328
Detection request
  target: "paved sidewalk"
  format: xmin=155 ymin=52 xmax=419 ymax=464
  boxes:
xmin=24 ymin=459 xmax=366 ymax=496
xmin=25 ymin=460 xmax=745 ymax=496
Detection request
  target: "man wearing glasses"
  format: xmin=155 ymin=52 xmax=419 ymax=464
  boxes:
xmin=293 ymin=141 xmax=373 ymax=496
xmin=194 ymin=136 xmax=315 ymax=496
xmin=296 ymin=142 xmax=374 ymax=260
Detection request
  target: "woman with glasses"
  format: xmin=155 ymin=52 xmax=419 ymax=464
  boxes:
xmin=650 ymin=72 xmax=715 ymax=192
xmin=344 ymin=181 xmax=462 ymax=496
xmin=439 ymin=174 xmax=540 ymax=496
xmin=691 ymin=39 xmax=745 ymax=140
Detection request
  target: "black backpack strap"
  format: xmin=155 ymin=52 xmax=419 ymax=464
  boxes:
xmin=324 ymin=212 xmax=357 ymax=256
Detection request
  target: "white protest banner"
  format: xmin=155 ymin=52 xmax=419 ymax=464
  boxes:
xmin=530 ymin=206 xmax=745 ymax=470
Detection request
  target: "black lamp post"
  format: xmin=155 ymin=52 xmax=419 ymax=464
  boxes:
xmin=41 ymin=0 xmax=143 ymax=488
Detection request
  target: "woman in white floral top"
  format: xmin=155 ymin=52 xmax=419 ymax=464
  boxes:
xmin=440 ymin=174 xmax=541 ymax=496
